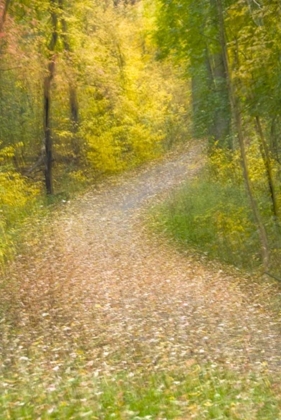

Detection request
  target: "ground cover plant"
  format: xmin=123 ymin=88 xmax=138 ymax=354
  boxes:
xmin=151 ymin=179 xmax=260 ymax=270
xmin=151 ymin=141 xmax=281 ymax=275
xmin=1 ymin=358 xmax=281 ymax=419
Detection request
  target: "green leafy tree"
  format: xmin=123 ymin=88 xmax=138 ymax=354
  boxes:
xmin=155 ymin=0 xmax=231 ymax=147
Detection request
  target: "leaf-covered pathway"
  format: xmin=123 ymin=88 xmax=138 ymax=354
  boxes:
xmin=5 ymin=142 xmax=281 ymax=376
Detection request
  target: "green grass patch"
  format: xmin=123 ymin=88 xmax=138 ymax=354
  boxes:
xmin=150 ymin=179 xmax=262 ymax=270
xmin=1 ymin=360 xmax=280 ymax=419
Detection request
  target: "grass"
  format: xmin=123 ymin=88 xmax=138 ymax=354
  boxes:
xmin=149 ymin=178 xmax=264 ymax=270
xmin=2 ymin=151 xmax=281 ymax=419
xmin=1 ymin=357 xmax=281 ymax=419
xmin=0 ymin=164 xmax=95 ymax=274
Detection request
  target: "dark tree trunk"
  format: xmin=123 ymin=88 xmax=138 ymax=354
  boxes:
xmin=255 ymin=116 xmax=279 ymax=220
xmin=44 ymin=0 xmax=58 ymax=195
xmin=44 ymin=59 xmax=56 ymax=195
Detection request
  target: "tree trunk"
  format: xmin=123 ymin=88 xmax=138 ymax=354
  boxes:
xmin=269 ymin=116 xmax=281 ymax=164
xmin=215 ymin=0 xmax=269 ymax=268
xmin=44 ymin=0 xmax=58 ymax=195
xmin=255 ymin=116 xmax=279 ymax=221
xmin=58 ymin=0 xmax=80 ymax=158
xmin=211 ymin=51 xmax=231 ymax=147
xmin=207 ymin=0 xmax=231 ymax=148
xmin=44 ymin=59 xmax=55 ymax=195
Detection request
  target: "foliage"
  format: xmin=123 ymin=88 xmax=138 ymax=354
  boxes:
xmin=0 ymin=143 xmax=41 ymax=267
xmin=152 ymin=140 xmax=281 ymax=272
xmin=1 ymin=360 xmax=280 ymax=419
xmin=77 ymin=2 xmax=189 ymax=174
xmin=208 ymin=140 xmax=276 ymax=195
xmin=0 ymin=0 xmax=190 ymax=265
xmin=154 ymin=0 xmax=281 ymax=270
xmin=151 ymin=178 xmax=260 ymax=269
xmin=155 ymin=0 xmax=231 ymax=145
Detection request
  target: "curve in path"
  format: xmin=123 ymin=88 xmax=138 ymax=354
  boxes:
xmin=7 ymin=142 xmax=281 ymax=375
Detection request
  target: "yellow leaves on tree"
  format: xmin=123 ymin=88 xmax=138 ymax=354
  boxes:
xmin=77 ymin=2 xmax=187 ymax=174
xmin=0 ymin=143 xmax=40 ymax=227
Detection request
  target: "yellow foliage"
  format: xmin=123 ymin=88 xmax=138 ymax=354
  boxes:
xmin=69 ymin=170 xmax=88 ymax=184
xmin=214 ymin=208 xmax=253 ymax=245
xmin=209 ymin=144 xmax=243 ymax=185
xmin=0 ymin=167 xmax=40 ymax=267
xmin=77 ymin=2 xmax=188 ymax=174
xmin=86 ymin=131 xmax=124 ymax=173
xmin=0 ymin=171 xmax=40 ymax=224
xmin=209 ymin=140 xmax=271 ymax=189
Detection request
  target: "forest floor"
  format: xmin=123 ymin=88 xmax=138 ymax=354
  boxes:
xmin=3 ymin=140 xmax=281 ymax=378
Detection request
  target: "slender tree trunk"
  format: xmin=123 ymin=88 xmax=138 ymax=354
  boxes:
xmin=44 ymin=59 xmax=55 ymax=195
xmin=59 ymin=2 xmax=79 ymax=126
xmin=190 ymin=72 xmax=201 ymax=138
xmin=211 ymin=50 xmax=231 ymax=147
xmin=269 ymin=117 xmax=281 ymax=164
xmin=58 ymin=0 xmax=80 ymax=158
xmin=207 ymin=0 xmax=231 ymax=148
xmin=255 ymin=116 xmax=279 ymax=220
xmin=215 ymin=0 xmax=269 ymax=268
xmin=44 ymin=0 xmax=58 ymax=195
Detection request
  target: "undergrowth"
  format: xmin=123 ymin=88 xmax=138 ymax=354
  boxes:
xmin=150 ymin=141 xmax=281 ymax=273
xmin=1 ymin=357 xmax=280 ymax=419
xmin=150 ymin=179 xmax=262 ymax=270
xmin=0 ymin=172 xmax=84 ymax=274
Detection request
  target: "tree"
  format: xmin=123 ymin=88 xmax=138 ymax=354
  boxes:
xmin=214 ymin=0 xmax=269 ymax=267
xmin=43 ymin=0 xmax=59 ymax=195
xmin=155 ymin=0 xmax=231 ymax=147
xmin=155 ymin=0 xmax=276 ymax=269
xmin=1 ymin=0 xmax=189 ymax=196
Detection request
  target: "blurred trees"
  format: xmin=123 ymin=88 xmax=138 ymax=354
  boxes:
xmin=0 ymin=0 xmax=189 ymax=192
xmin=0 ymin=0 xmax=189 ymax=264
xmin=156 ymin=0 xmax=281 ymax=271
xmin=155 ymin=0 xmax=231 ymax=147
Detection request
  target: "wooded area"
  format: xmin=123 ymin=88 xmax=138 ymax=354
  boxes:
xmin=1 ymin=0 xmax=281 ymax=274
xmin=156 ymin=0 xmax=281 ymax=275
xmin=0 ymin=0 xmax=188 ymax=263
xmin=2 ymin=2 xmax=281 ymax=417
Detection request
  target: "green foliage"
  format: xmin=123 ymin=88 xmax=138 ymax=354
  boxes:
xmin=154 ymin=0 xmax=281 ymax=270
xmin=152 ymin=140 xmax=281 ymax=271
xmin=152 ymin=178 xmax=261 ymax=269
xmin=1 ymin=360 xmax=280 ymax=419
xmin=155 ymin=0 xmax=231 ymax=145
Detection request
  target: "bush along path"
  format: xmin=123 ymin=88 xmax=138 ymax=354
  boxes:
xmin=1 ymin=141 xmax=281 ymax=418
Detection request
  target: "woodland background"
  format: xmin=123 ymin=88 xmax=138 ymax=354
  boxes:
xmin=1 ymin=0 xmax=281 ymax=275
xmin=0 ymin=0 xmax=189 ymax=266
xmin=2 ymin=1 xmax=281 ymax=418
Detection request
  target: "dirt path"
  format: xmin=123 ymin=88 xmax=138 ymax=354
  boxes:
xmin=5 ymin=142 xmax=281 ymax=376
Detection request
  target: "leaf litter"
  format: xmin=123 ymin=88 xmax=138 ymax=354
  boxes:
xmin=1 ymin=140 xmax=281 ymax=381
